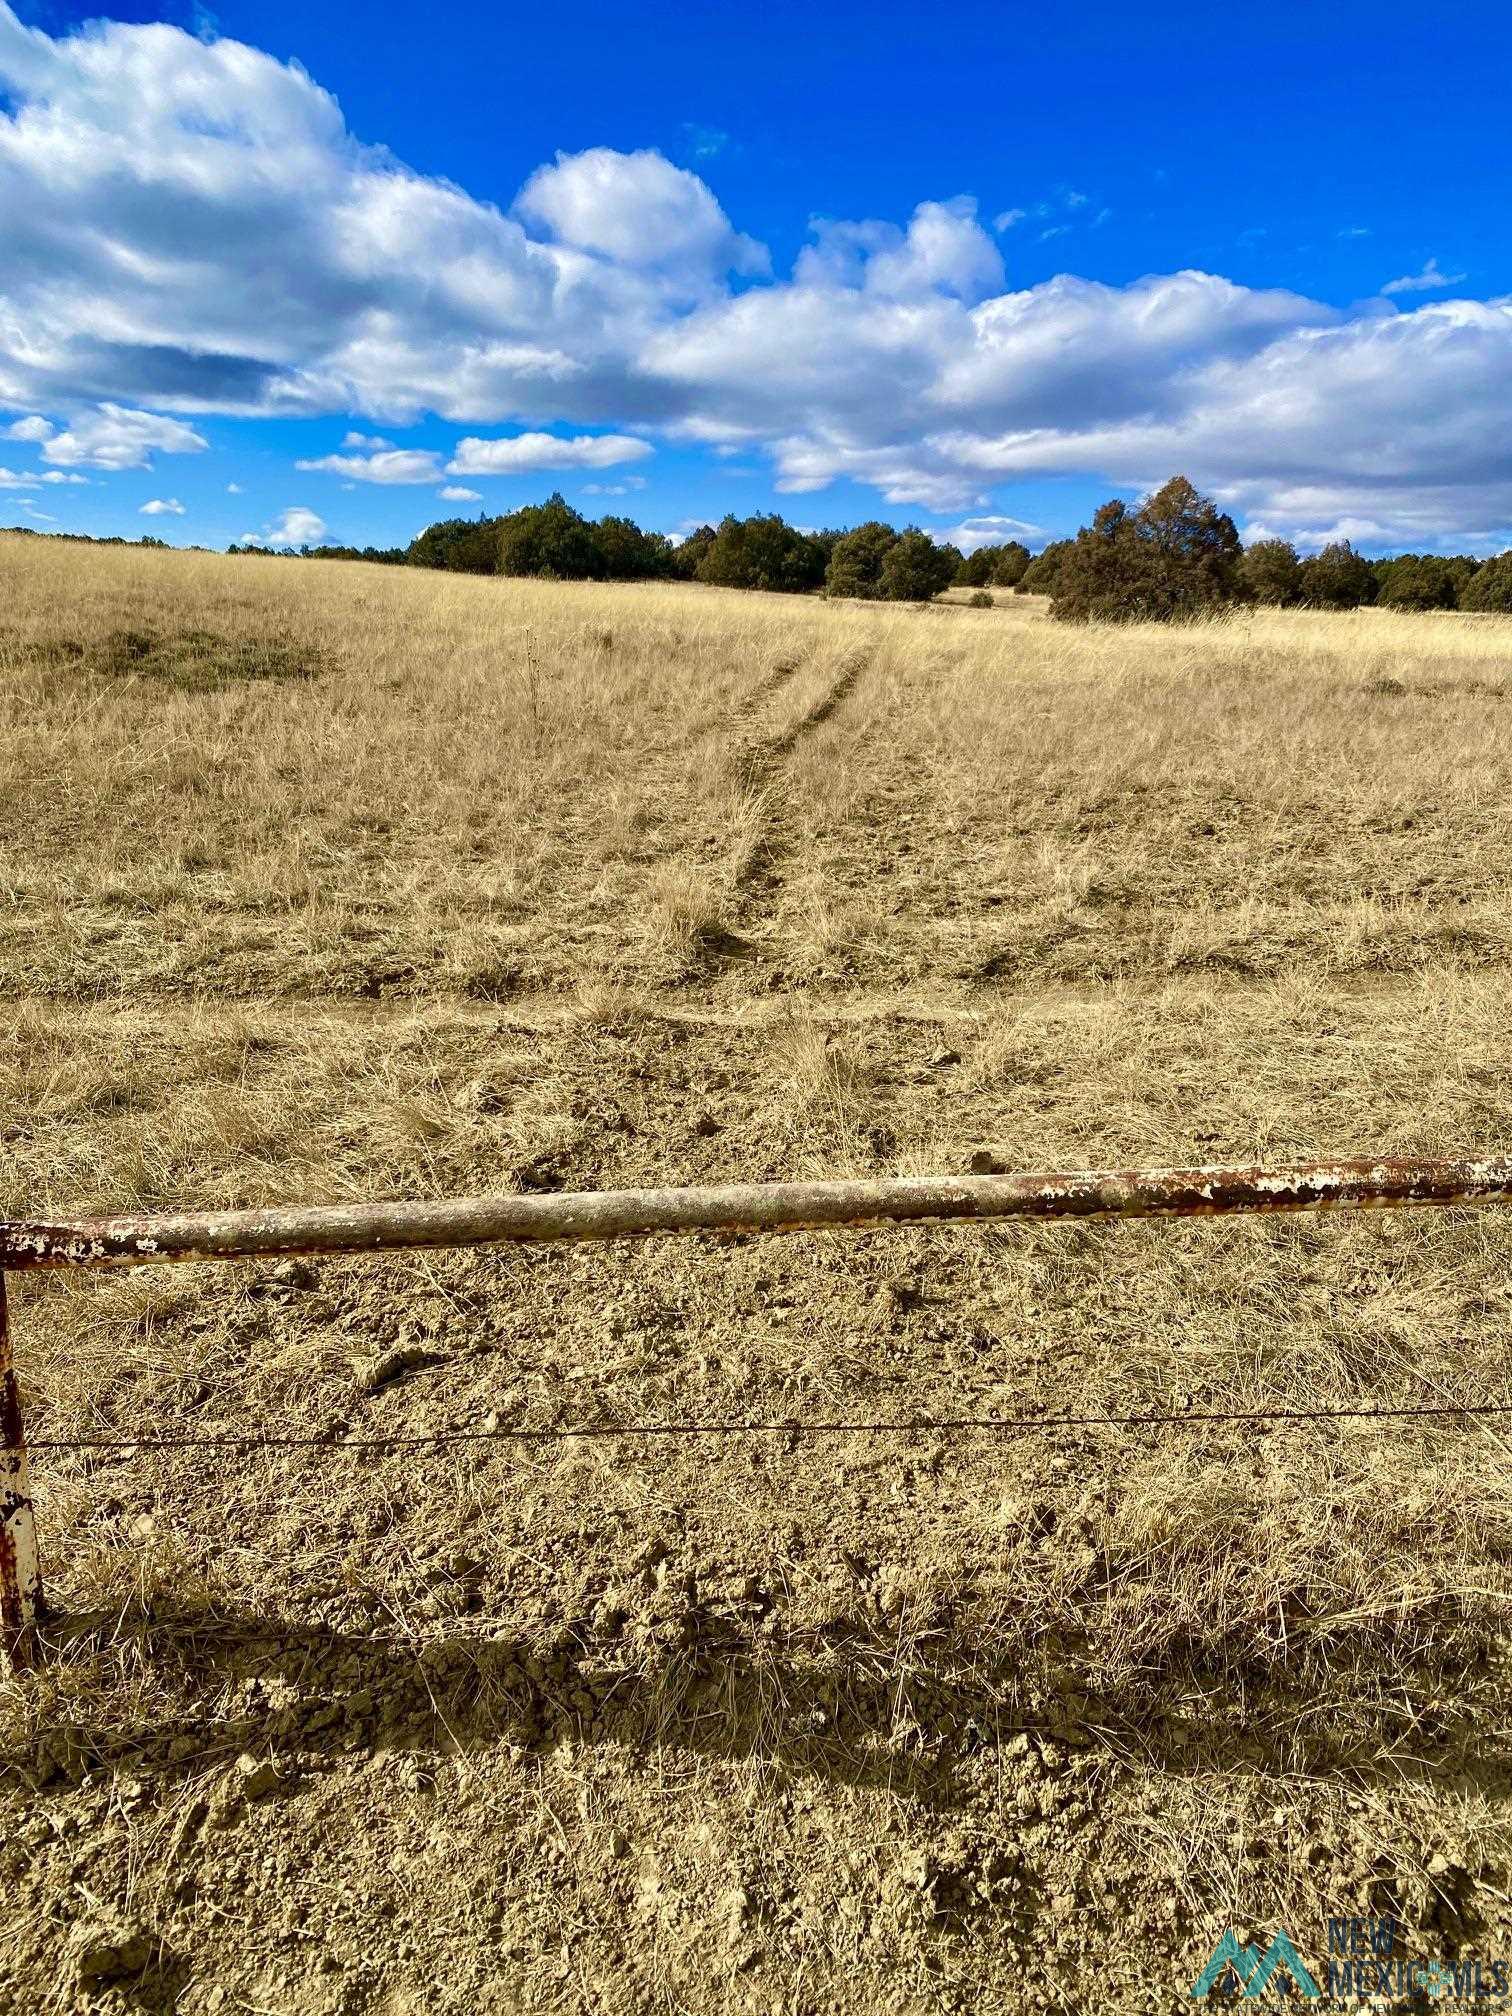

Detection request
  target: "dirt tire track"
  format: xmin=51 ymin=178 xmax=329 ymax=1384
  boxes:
xmin=607 ymin=652 xmax=816 ymax=877
xmin=729 ymin=654 xmax=804 ymax=726
xmin=735 ymin=649 xmax=868 ymax=792
xmin=716 ymin=649 xmax=872 ymax=961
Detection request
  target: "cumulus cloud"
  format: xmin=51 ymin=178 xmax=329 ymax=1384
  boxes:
xmin=241 ymin=505 xmax=327 ymax=547
xmin=794 ymin=201 xmax=1003 ymax=301
xmin=296 ymin=447 xmax=443 ymax=482
xmin=1381 ymin=256 xmax=1467 ymax=297
xmin=1 ymin=3 xmax=1511 ymax=544
xmin=226 ymin=481 xmax=242 ymax=493
xmin=436 ymin=484 xmax=480 ymax=501
xmin=34 ymin=404 xmax=207 ymax=470
xmin=6 ymin=414 xmax=53 ymax=441
xmin=447 ymin=432 xmax=653 ymax=476
xmin=139 ymin=496 xmax=185 ymax=514
xmin=515 ymin=147 xmax=766 ymax=277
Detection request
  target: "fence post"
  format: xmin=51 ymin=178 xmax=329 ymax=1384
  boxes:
xmin=0 ymin=1272 xmax=44 ymax=1669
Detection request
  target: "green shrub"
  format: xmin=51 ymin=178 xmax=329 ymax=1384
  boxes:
xmin=1377 ymin=555 xmax=1459 ymax=611
xmin=1016 ymin=539 xmax=1074 ymax=595
xmin=1460 ymin=552 xmax=1512 ymax=612
xmin=406 ymin=516 xmax=501 ymax=574
xmin=1298 ymin=541 xmax=1377 ymax=609
xmin=956 ymin=541 xmax=1030 ymax=589
xmin=696 ymin=514 xmax=829 ymax=593
xmin=990 ymin=540 xmax=1032 ymax=588
xmin=1050 ymin=477 xmax=1242 ymax=624
xmin=878 ymin=528 xmax=961 ymax=602
xmin=1238 ymin=538 xmax=1302 ymax=606
xmin=825 ymin=521 xmax=899 ymax=599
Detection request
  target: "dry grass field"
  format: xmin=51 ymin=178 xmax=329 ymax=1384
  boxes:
xmin=4 ymin=530 xmax=1512 ymax=2011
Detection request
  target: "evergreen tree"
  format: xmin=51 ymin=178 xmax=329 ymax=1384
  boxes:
xmin=878 ymin=529 xmax=960 ymax=602
xmin=671 ymin=525 xmax=717 ymax=579
xmin=1377 ymin=554 xmax=1458 ymax=610
xmin=1016 ymin=538 xmax=1074 ymax=595
xmin=1459 ymin=552 xmax=1512 ymax=612
xmin=1237 ymin=537 xmax=1302 ymax=605
xmin=990 ymin=540 xmax=1032 ymax=587
xmin=825 ymin=521 xmax=899 ymax=598
xmin=1050 ymin=478 xmax=1242 ymax=623
xmin=696 ymin=514 xmax=828 ymax=593
xmin=407 ymin=516 xmax=500 ymax=573
xmin=496 ymin=493 xmax=605 ymax=579
xmin=1297 ymin=541 xmax=1377 ymax=609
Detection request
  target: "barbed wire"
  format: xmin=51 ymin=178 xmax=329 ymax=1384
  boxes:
xmin=27 ymin=1395 xmax=1512 ymax=1453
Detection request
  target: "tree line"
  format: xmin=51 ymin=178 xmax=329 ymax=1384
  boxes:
xmin=1019 ymin=478 xmax=1512 ymax=620
xmin=227 ymin=482 xmax=1512 ymax=617
xmin=231 ymin=493 xmax=970 ymax=602
xmin=12 ymin=484 xmax=1512 ymax=618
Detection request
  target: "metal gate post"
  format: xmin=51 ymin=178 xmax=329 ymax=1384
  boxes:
xmin=0 ymin=1272 xmax=44 ymax=1669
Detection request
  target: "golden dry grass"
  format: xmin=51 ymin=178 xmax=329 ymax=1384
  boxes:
xmin=4 ymin=532 xmax=1512 ymax=2012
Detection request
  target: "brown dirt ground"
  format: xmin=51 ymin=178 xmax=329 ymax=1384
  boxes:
xmin=3 ymin=540 xmax=1512 ymax=2012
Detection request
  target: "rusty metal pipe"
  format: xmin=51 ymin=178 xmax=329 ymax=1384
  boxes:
xmin=0 ymin=1275 xmax=44 ymax=1668
xmin=2 ymin=1157 xmax=1509 ymax=1273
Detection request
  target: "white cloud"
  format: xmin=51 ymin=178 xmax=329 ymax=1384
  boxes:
xmin=6 ymin=414 xmax=53 ymax=441
xmin=1381 ymin=256 xmax=1467 ymax=297
xmin=241 ymin=505 xmax=326 ymax=547
xmin=341 ymin=431 xmax=394 ymax=450
xmin=581 ymin=476 xmax=648 ymax=495
xmin=226 ymin=481 xmax=242 ymax=493
xmin=436 ymin=484 xmax=480 ymax=501
xmin=515 ymin=146 xmax=766 ymax=276
xmin=796 ymin=200 xmax=1003 ymax=301
xmin=0 ymin=4 xmax=1510 ymax=546
xmin=296 ymin=447 xmax=443 ymax=482
xmin=139 ymin=496 xmax=185 ymax=514
xmin=0 ymin=465 xmax=84 ymax=485
xmin=933 ymin=512 xmax=1046 ymax=553
xmin=20 ymin=503 xmax=55 ymax=520
xmin=38 ymin=404 xmax=207 ymax=471
xmin=993 ymin=209 xmax=1025 ymax=232
xmin=448 ymin=432 xmax=653 ymax=476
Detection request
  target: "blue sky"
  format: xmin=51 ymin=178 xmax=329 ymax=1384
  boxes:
xmin=2 ymin=0 xmax=1510 ymax=553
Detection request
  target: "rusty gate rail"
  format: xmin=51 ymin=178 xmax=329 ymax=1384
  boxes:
xmin=5 ymin=1156 xmax=1512 ymax=1272
xmin=3 ymin=1153 xmax=1511 ymax=1667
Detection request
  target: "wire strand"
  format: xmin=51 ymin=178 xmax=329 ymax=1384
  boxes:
xmin=26 ymin=1396 xmax=1512 ymax=1452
